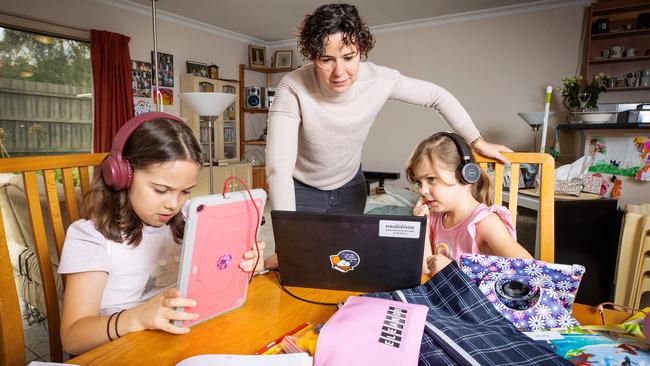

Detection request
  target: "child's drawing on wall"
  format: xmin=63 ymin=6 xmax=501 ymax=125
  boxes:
xmin=588 ymin=136 xmax=644 ymax=177
xmin=634 ymin=137 xmax=650 ymax=182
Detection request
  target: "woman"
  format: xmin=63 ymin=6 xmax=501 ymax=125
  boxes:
xmin=267 ymin=3 xmax=511 ymax=214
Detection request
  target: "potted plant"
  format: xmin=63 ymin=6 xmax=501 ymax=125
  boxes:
xmin=558 ymin=73 xmax=608 ymax=112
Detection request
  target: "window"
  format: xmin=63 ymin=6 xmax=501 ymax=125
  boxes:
xmin=0 ymin=26 xmax=92 ymax=157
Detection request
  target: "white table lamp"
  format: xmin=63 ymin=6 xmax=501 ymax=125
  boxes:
xmin=180 ymin=92 xmax=236 ymax=194
xmin=517 ymin=111 xmax=555 ymax=152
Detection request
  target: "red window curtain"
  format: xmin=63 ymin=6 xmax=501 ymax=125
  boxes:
xmin=90 ymin=30 xmax=134 ymax=152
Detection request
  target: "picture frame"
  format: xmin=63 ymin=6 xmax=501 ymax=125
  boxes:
xmin=207 ymin=64 xmax=219 ymax=80
xmin=248 ymin=45 xmax=266 ymax=69
xmin=186 ymin=61 xmax=209 ymax=78
xmin=274 ymin=50 xmax=293 ymax=69
xmin=151 ymin=51 xmax=174 ymax=87
xmin=131 ymin=60 xmax=152 ymax=98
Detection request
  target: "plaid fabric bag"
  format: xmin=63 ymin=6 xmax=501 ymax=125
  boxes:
xmin=363 ymin=262 xmax=572 ymax=365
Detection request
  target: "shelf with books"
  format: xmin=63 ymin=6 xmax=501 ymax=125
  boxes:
xmin=181 ymin=74 xmax=241 ymax=163
xmin=239 ymin=64 xmax=297 ymax=190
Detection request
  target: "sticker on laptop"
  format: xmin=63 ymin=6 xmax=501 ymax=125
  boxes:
xmin=379 ymin=220 xmax=421 ymax=239
xmin=330 ymin=250 xmax=360 ymax=273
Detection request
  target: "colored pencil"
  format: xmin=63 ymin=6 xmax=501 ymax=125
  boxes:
xmin=261 ymin=343 xmax=283 ymax=355
xmin=254 ymin=322 xmax=311 ymax=355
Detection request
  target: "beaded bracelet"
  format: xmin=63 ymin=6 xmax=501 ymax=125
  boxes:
xmin=106 ymin=312 xmax=118 ymax=341
xmin=114 ymin=309 xmax=126 ymax=338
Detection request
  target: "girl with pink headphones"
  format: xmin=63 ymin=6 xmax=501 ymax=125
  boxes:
xmin=58 ymin=112 xmax=264 ymax=355
xmin=406 ymin=132 xmax=532 ymax=276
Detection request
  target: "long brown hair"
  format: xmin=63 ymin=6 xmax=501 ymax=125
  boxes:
xmin=405 ymin=133 xmax=492 ymax=205
xmin=82 ymin=118 xmax=203 ymax=246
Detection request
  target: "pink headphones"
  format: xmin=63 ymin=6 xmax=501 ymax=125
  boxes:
xmin=102 ymin=112 xmax=184 ymax=190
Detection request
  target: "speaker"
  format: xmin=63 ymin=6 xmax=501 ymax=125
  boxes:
xmin=262 ymin=87 xmax=276 ymax=109
xmin=245 ymin=86 xmax=261 ymax=108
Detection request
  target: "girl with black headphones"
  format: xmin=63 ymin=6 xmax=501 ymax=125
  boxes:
xmin=406 ymin=132 xmax=532 ymax=276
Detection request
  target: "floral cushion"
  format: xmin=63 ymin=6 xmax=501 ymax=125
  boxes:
xmin=460 ymin=253 xmax=586 ymax=331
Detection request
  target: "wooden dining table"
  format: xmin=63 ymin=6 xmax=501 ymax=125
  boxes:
xmin=68 ymin=272 xmax=630 ymax=365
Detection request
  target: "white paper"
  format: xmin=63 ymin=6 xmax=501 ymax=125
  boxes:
xmin=176 ymin=353 xmax=313 ymax=366
xmin=379 ymin=220 xmax=421 ymax=239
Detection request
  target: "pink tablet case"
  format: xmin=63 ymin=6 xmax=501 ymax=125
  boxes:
xmin=176 ymin=189 xmax=266 ymax=326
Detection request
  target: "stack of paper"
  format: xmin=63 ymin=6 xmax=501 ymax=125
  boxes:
xmin=176 ymin=353 xmax=312 ymax=366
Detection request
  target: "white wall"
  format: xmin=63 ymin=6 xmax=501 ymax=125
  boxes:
xmin=361 ymin=5 xmax=585 ymax=181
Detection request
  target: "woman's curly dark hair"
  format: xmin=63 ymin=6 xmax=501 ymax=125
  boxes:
xmin=297 ymin=3 xmax=375 ymax=61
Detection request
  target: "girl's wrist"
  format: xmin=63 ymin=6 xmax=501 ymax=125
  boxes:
xmin=119 ymin=308 xmax=144 ymax=335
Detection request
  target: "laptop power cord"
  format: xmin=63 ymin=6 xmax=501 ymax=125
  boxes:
xmin=271 ymin=269 xmax=340 ymax=307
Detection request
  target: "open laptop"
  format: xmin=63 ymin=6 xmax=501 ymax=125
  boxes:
xmin=272 ymin=210 xmax=426 ymax=292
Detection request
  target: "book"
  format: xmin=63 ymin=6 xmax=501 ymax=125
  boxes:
xmin=549 ymin=332 xmax=650 ymax=364
xmin=176 ymin=353 xmax=312 ymax=366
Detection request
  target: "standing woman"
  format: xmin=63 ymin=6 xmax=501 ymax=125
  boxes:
xmin=267 ymin=3 xmax=511 ymax=214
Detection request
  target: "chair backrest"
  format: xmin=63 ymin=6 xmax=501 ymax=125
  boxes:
xmin=0 ymin=153 xmax=106 ymax=364
xmin=473 ymin=152 xmax=555 ymax=263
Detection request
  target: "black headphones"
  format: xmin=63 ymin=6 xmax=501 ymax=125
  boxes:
xmin=439 ymin=132 xmax=481 ymax=184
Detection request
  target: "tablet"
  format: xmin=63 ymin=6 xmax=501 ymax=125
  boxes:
xmin=175 ymin=189 xmax=266 ymax=326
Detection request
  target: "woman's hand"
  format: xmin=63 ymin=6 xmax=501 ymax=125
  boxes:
xmin=126 ymin=288 xmax=198 ymax=334
xmin=426 ymin=254 xmax=452 ymax=276
xmin=240 ymin=241 xmax=266 ymax=272
xmin=472 ymin=139 xmax=513 ymax=164
xmin=413 ymin=197 xmax=430 ymax=217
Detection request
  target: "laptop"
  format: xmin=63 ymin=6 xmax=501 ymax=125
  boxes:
xmin=272 ymin=210 xmax=426 ymax=292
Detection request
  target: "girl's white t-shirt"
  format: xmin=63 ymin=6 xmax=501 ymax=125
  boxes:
xmin=58 ymin=219 xmax=182 ymax=315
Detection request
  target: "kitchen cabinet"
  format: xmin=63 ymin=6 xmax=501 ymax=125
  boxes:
xmin=583 ymin=0 xmax=650 ymax=92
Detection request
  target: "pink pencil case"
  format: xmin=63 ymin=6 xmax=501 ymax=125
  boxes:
xmin=314 ymin=296 xmax=427 ymax=366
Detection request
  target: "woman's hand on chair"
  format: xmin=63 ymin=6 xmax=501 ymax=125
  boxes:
xmin=472 ymin=139 xmax=512 ymax=164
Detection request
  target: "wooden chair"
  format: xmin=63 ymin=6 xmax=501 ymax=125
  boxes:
xmin=0 ymin=153 xmax=106 ymax=364
xmin=473 ymin=152 xmax=555 ymax=263
xmin=473 ymin=153 xmax=638 ymax=327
